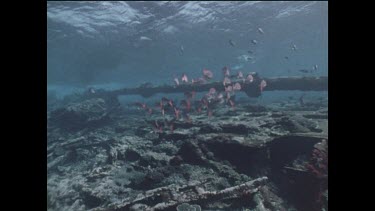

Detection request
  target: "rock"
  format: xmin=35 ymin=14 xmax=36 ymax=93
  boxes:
xmin=49 ymin=98 xmax=111 ymax=131
xmin=199 ymin=124 xmax=222 ymax=133
xmin=124 ymin=149 xmax=141 ymax=162
xmin=177 ymin=203 xmax=201 ymax=211
xmin=177 ymin=142 xmax=207 ymax=165
xmin=243 ymin=104 xmax=268 ymax=112
xmin=159 ymin=132 xmax=191 ymax=141
xmin=277 ymin=116 xmax=321 ymax=133
xmin=170 ymin=155 xmax=183 ymax=166
xmin=130 ymin=203 xmax=148 ymax=211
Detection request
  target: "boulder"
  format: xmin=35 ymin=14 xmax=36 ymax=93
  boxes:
xmin=49 ymin=98 xmax=112 ymax=131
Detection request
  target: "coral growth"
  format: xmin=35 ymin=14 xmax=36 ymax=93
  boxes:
xmin=305 ymin=139 xmax=328 ymax=179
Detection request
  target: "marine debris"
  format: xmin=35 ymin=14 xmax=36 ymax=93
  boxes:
xmin=85 ymin=76 xmax=327 ymax=98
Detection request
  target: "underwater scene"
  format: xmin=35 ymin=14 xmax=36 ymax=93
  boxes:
xmin=47 ymin=1 xmax=328 ymax=211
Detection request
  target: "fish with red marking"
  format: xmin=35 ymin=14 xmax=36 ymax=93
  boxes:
xmin=216 ymin=93 xmax=225 ymax=104
xmin=181 ymin=73 xmax=188 ymax=83
xmin=157 ymin=100 xmax=165 ymax=116
xmin=196 ymin=104 xmax=202 ymax=113
xmin=233 ymin=82 xmax=241 ymax=91
xmin=225 ymin=91 xmax=231 ymax=100
xmin=202 ymin=69 xmax=213 ymax=79
xmin=259 ymin=79 xmax=267 ymax=92
xmin=225 ymin=85 xmax=233 ymax=93
xmin=180 ymin=99 xmax=191 ymax=112
xmin=222 ymin=66 xmax=230 ymax=77
xmin=207 ymin=109 xmax=212 ymax=117
xmin=168 ymin=99 xmax=174 ymax=108
xmin=165 ymin=119 xmax=175 ymax=133
xmin=229 ymin=99 xmax=235 ymax=108
xmin=246 ymin=74 xmax=254 ymax=83
xmin=173 ymin=107 xmax=180 ymax=119
xmin=201 ymin=97 xmax=209 ymax=109
xmin=223 ymin=77 xmax=231 ymax=86
xmin=153 ymin=120 xmax=163 ymax=133
xmin=182 ymin=111 xmax=192 ymax=123
xmin=208 ymin=87 xmax=216 ymax=95
xmin=237 ymin=71 xmax=244 ymax=79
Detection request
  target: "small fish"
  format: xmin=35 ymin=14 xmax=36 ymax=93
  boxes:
xmin=165 ymin=119 xmax=175 ymax=133
xmin=180 ymin=99 xmax=191 ymax=111
xmin=313 ymin=64 xmax=318 ymax=71
xmin=251 ymin=39 xmax=258 ymax=45
xmin=173 ymin=107 xmax=180 ymax=119
xmin=217 ymin=93 xmax=224 ymax=100
xmin=292 ymin=44 xmax=297 ymax=51
xmin=174 ymin=77 xmax=180 ymax=85
xmin=233 ymin=82 xmax=241 ymax=91
xmin=207 ymin=109 xmax=212 ymax=117
xmin=197 ymin=106 xmax=202 ymax=113
xmin=180 ymin=45 xmax=184 ymax=55
xmin=153 ymin=120 xmax=163 ymax=133
xmin=225 ymin=85 xmax=233 ymax=93
xmin=168 ymin=100 xmax=174 ymax=108
xmin=226 ymin=91 xmax=231 ymax=100
xmin=237 ymin=71 xmax=244 ymax=79
xmin=201 ymin=97 xmax=209 ymax=108
xmin=246 ymin=74 xmax=254 ymax=83
xmin=89 ymin=88 xmax=95 ymax=94
xmin=159 ymin=101 xmax=165 ymax=116
xmin=299 ymin=94 xmax=305 ymax=106
xmin=181 ymin=73 xmax=188 ymax=83
xmin=170 ymin=123 xmax=174 ymax=133
xmin=248 ymin=50 xmax=254 ymax=54
xmin=258 ymin=27 xmax=264 ymax=34
xmin=259 ymin=80 xmax=267 ymax=92
xmin=229 ymin=99 xmax=235 ymax=108
xmin=183 ymin=113 xmax=191 ymax=123
xmin=229 ymin=39 xmax=236 ymax=47
xmin=284 ymin=56 xmax=289 ymax=60
xmin=223 ymin=77 xmax=231 ymax=86
xmin=208 ymin=88 xmax=216 ymax=95
xmin=202 ymin=69 xmax=213 ymax=79
xmin=222 ymin=66 xmax=230 ymax=77
xmin=140 ymin=36 xmax=152 ymax=41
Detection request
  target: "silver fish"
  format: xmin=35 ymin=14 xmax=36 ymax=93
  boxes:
xmin=258 ymin=27 xmax=264 ymax=34
xmin=292 ymin=44 xmax=297 ymax=51
xmin=229 ymin=39 xmax=236 ymax=47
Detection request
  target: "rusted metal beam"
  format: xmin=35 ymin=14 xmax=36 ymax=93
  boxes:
xmin=90 ymin=76 xmax=328 ymax=98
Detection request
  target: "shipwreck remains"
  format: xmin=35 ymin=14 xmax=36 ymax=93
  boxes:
xmin=86 ymin=76 xmax=328 ymax=99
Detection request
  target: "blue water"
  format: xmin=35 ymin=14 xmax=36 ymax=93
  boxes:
xmin=47 ymin=1 xmax=328 ymax=97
